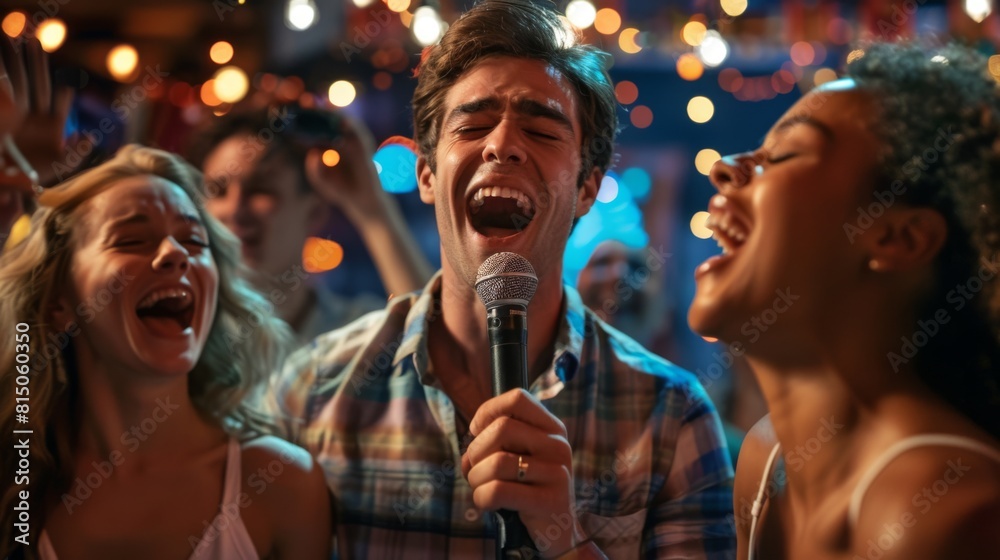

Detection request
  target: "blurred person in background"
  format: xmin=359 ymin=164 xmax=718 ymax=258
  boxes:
xmin=188 ymin=105 xmax=433 ymax=344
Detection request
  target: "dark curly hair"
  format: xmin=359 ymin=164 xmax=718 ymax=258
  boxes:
xmin=411 ymin=0 xmax=618 ymax=185
xmin=847 ymin=42 xmax=1000 ymax=437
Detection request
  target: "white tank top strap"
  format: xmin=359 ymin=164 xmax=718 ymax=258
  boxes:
xmin=748 ymin=442 xmax=782 ymax=560
xmin=848 ymin=434 xmax=1000 ymax=527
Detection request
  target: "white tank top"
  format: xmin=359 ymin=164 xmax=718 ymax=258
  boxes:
xmin=748 ymin=433 xmax=1000 ymax=560
xmin=39 ymin=438 xmax=258 ymax=559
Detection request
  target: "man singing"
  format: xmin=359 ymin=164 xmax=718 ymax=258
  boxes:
xmin=273 ymin=1 xmax=735 ymax=557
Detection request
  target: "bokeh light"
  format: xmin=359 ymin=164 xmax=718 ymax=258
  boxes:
xmin=36 ymin=19 xmax=67 ymax=52
xmin=213 ymin=66 xmax=250 ymax=103
xmin=597 ymin=175 xmax=619 ymax=203
xmin=387 ymin=0 xmax=411 ymax=13
xmin=2 ymin=12 xmax=26 ymax=38
xmin=302 ymin=238 xmax=344 ymax=273
xmin=594 ymin=8 xmax=621 ymax=34
xmin=630 ymin=105 xmax=653 ymax=128
xmin=687 ymin=96 xmax=715 ymax=124
xmin=412 ymin=6 xmax=444 ymax=45
xmin=722 ymin=0 xmax=747 ymax=17
xmin=965 ymin=0 xmax=992 ymax=22
xmin=989 ymin=55 xmax=1000 ymax=81
xmin=682 ymin=20 xmax=707 ymax=46
xmin=373 ymin=143 xmax=419 ymax=193
xmin=210 ymin=41 xmax=234 ymax=64
xmin=200 ymin=80 xmax=222 ymax=106
xmin=106 ymin=44 xmax=138 ymax=82
xmin=697 ymin=30 xmax=728 ymax=67
xmin=614 ymin=80 xmax=639 ymax=104
xmin=328 ymin=80 xmax=357 ymax=107
xmin=695 ymin=149 xmax=721 ymax=176
xmin=813 ymin=68 xmax=838 ymax=87
xmin=690 ymin=211 xmax=713 ymax=239
xmin=621 ymin=167 xmax=651 ymax=201
xmin=565 ymin=0 xmax=597 ymax=29
xmin=721 ymin=0 xmax=748 ymax=17
xmin=771 ymin=70 xmax=796 ymax=94
xmin=718 ymin=68 xmax=744 ymax=92
xmin=373 ymin=71 xmax=393 ymax=90
xmin=619 ymin=28 xmax=642 ymax=54
xmin=677 ymin=53 xmax=704 ymax=81
xmin=286 ymin=0 xmax=318 ymax=30
xmin=790 ymin=41 xmax=815 ymax=66
xmin=322 ymin=149 xmax=341 ymax=167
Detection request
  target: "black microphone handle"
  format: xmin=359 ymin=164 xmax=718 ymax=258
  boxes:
xmin=486 ymin=305 xmax=536 ymax=558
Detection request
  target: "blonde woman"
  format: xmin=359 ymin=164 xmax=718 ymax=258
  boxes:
xmin=0 ymin=145 xmax=330 ymax=559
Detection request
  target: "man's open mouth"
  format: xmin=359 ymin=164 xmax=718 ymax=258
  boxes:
xmin=136 ymin=288 xmax=195 ymax=336
xmin=468 ymin=186 xmax=535 ymax=237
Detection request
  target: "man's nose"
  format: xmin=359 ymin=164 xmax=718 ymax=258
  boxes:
xmin=482 ymin=120 xmax=527 ymax=164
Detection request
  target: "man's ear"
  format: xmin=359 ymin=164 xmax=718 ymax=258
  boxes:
xmin=417 ymin=155 xmax=435 ymax=205
xmin=865 ymin=207 xmax=948 ymax=272
xmin=575 ymin=166 xmax=601 ymax=219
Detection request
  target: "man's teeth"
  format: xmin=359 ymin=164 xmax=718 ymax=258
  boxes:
xmin=470 ymin=186 xmax=534 ymax=212
xmin=137 ymin=289 xmax=191 ymax=310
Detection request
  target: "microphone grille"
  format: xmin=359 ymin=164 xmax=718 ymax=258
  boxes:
xmin=475 ymin=252 xmax=538 ymax=307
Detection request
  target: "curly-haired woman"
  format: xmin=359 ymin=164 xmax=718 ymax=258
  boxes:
xmin=689 ymin=42 xmax=1000 ymax=559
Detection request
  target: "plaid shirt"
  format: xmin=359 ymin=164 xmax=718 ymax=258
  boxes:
xmin=273 ymin=272 xmax=735 ymax=559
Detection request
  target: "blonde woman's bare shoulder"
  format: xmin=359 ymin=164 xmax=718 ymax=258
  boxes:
xmin=240 ymin=435 xmax=333 ymax=559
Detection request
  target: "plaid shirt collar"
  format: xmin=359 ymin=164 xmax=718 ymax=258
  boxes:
xmin=391 ymin=271 xmax=584 ymax=397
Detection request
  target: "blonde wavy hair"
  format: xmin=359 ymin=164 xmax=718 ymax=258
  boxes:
xmin=0 ymin=145 xmax=292 ymax=558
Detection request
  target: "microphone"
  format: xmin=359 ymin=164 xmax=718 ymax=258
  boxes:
xmin=475 ymin=252 xmax=539 ymax=558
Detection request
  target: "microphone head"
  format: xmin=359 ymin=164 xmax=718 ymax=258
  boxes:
xmin=475 ymin=252 xmax=538 ymax=309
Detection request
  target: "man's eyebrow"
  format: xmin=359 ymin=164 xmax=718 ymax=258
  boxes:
xmin=511 ymin=98 xmax=574 ymax=135
xmin=445 ymin=97 xmax=503 ymax=128
xmin=443 ymin=96 xmax=575 ymax=135
xmin=769 ymin=114 xmax=835 ymax=140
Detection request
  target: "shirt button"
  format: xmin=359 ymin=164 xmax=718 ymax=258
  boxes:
xmin=465 ymin=508 xmax=479 ymax=522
